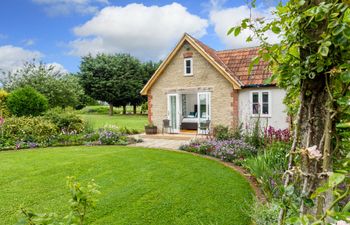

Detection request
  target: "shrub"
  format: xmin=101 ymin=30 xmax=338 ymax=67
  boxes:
xmin=250 ymin=201 xmax=280 ymax=225
xmin=243 ymin=142 xmax=290 ymax=198
xmin=0 ymin=89 xmax=10 ymax=118
xmin=2 ymin=116 xmax=58 ymax=144
xmin=180 ymin=138 xmax=256 ymax=162
xmin=44 ymin=107 xmax=85 ymax=133
xmin=213 ymin=125 xmax=233 ymax=140
xmin=7 ymin=86 xmax=48 ymax=116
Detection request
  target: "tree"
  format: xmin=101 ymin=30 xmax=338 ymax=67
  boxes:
xmin=79 ymin=53 xmax=144 ymax=116
xmin=230 ymin=0 xmax=349 ymax=224
xmin=2 ymin=61 xmax=86 ymax=109
xmin=7 ymin=86 xmax=48 ymax=116
xmin=129 ymin=61 xmax=161 ymax=114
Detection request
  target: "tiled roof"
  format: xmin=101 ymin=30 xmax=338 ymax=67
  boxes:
xmin=191 ymin=35 xmax=272 ymax=86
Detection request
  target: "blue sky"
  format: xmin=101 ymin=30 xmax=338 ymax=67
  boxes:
xmin=0 ymin=0 xmax=277 ymax=73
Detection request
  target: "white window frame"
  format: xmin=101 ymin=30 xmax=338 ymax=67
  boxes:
xmin=184 ymin=58 xmax=193 ymax=76
xmin=250 ymin=90 xmax=271 ymax=117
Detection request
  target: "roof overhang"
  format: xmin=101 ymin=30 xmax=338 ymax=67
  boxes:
xmin=140 ymin=33 xmax=241 ymax=95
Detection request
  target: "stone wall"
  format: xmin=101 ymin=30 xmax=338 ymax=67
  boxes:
xmin=148 ymin=41 xmax=235 ymax=130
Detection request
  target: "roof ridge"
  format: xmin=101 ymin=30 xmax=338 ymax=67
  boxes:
xmin=216 ymin=46 xmax=260 ymax=53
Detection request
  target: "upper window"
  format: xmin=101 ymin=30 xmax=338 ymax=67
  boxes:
xmin=184 ymin=58 xmax=193 ymax=76
xmin=251 ymin=91 xmax=271 ymax=116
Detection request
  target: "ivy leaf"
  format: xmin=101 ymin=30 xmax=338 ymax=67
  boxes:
xmin=328 ymin=173 xmax=345 ymax=188
xmin=248 ymin=56 xmax=260 ymax=75
xmin=341 ymin=71 xmax=350 ymax=83
xmin=328 ymin=20 xmax=339 ymax=29
xmin=333 ymin=24 xmax=345 ymax=36
xmin=311 ymin=185 xmax=329 ymax=199
xmin=343 ymin=25 xmax=350 ymax=39
xmin=318 ymin=45 xmax=329 ymax=57
xmin=234 ymin=27 xmax=241 ymax=37
xmin=272 ymin=26 xmax=281 ymax=34
xmin=246 ymin=36 xmax=253 ymax=42
xmin=227 ymin=27 xmax=235 ymax=35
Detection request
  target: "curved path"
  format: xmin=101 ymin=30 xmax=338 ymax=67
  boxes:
xmin=0 ymin=146 xmax=254 ymax=225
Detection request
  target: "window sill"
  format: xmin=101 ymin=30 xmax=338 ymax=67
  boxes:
xmin=184 ymin=74 xmax=193 ymax=77
xmin=251 ymin=114 xmax=272 ymax=118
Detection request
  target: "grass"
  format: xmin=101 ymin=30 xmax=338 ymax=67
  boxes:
xmin=0 ymin=146 xmax=254 ymax=225
xmin=80 ymin=114 xmax=148 ymax=131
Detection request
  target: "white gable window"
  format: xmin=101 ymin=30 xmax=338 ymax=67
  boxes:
xmin=251 ymin=91 xmax=271 ymax=116
xmin=184 ymin=58 xmax=193 ymax=76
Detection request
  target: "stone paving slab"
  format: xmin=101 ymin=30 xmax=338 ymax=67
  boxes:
xmin=129 ymin=134 xmax=193 ymax=150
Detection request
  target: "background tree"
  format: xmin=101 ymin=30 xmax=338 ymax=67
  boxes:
xmin=230 ymin=0 xmax=349 ymax=224
xmin=2 ymin=61 xmax=86 ymax=109
xmin=79 ymin=53 xmax=144 ymax=116
xmin=129 ymin=61 xmax=161 ymax=114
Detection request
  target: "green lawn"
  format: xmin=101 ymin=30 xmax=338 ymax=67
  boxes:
xmin=80 ymin=114 xmax=148 ymax=131
xmin=0 ymin=146 xmax=254 ymax=225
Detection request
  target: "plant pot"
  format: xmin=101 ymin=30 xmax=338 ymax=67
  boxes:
xmin=145 ymin=126 xmax=157 ymax=135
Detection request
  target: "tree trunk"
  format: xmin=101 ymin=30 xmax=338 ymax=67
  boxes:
xmin=109 ymin=103 xmax=113 ymax=116
xmin=123 ymin=105 xmax=126 ymax=115
xmin=298 ymin=75 xmax=330 ymax=215
xmin=133 ymin=105 xmax=137 ymax=114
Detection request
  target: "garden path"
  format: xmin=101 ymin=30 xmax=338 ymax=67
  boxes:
xmin=129 ymin=133 xmax=198 ymax=150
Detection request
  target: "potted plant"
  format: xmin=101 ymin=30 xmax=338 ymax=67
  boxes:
xmin=145 ymin=123 xmax=157 ymax=134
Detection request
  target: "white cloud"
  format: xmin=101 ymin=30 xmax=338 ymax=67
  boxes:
xmin=210 ymin=5 xmax=279 ymax=48
xmin=47 ymin=62 xmax=68 ymax=74
xmin=69 ymin=3 xmax=208 ymax=60
xmin=0 ymin=45 xmax=67 ymax=75
xmin=0 ymin=45 xmax=42 ymax=72
xmin=32 ymin=0 xmax=109 ymax=16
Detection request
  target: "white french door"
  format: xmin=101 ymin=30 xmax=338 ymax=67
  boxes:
xmin=197 ymin=92 xmax=211 ymax=134
xmin=167 ymin=94 xmax=180 ymax=133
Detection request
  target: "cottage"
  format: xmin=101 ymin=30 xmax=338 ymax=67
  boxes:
xmin=141 ymin=33 xmax=289 ymax=134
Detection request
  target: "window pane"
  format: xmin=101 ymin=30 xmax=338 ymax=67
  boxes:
xmin=262 ymin=103 xmax=269 ymax=114
xmin=262 ymin=92 xmax=268 ymax=103
xmin=186 ymin=66 xmax=191 ymax=74
xmin=253 ymin=103 xmax=259 ymax=114
xmin=252 ymin=93 xmax=259 ymax=103
xmin=186 ymin=59 xmax=191 ymax=67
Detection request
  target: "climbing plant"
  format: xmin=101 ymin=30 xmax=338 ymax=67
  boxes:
xmin=229 ymin=0 xmax=349 ymax=224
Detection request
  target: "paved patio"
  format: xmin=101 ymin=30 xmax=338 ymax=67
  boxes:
xmin=130 ymin=133 xmax=200 ymax=150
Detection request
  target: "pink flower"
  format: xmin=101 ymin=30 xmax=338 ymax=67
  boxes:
xmin=306 ymin=145 xmax=322 ymax=160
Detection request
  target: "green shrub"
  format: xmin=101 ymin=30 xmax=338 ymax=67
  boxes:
xmin=243 ymin=142 xmax=290 ymax=199
xmin=44 ymin=107 xmax=85 ymax=133
xmin=250 ymin=201 xmax=280 ymax=225
xmin=2 ymin=116 xmax=58 ymax=143
xmin=213 ymin=125 xmax=233 ymax=140
xmin=7 ymin=86 xmax=48 ymax=116
xmin=0 ymin=89 xmax=10 ymax=118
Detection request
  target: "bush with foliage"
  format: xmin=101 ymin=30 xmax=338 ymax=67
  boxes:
xmin=250 ymin=200 xmax=281 ymax=225
xmin=7 ymin=86 xmax=48 ymax=117
xmin=1 ymin=116 xmax=58 ymax=146
xmin=3 ymin=61 xmax=88 ymax=109
xmin=243 ymin=142 xmax=290 ymax=199
xmin=0 ymin=89 xmax=10 ymax=118
xmin=44 ymin=107 xmax=85 ymax=133
xmin=17 ymin=176 xmax=100 ymax=225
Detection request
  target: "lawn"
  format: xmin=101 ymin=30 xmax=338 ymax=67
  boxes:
xmin=80 ymin=114 xmax=148 ymax=131
xmin=0 ymin=146 xmax=254 ymax=225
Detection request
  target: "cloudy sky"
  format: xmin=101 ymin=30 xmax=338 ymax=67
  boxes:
xmin=0 ymin=0 xmax=278 ymax=73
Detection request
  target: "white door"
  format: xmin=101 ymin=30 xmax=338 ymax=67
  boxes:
xmin=197 ymin=92 xmax=211 ymax=134
xmin=167 ymin=94 xmax=180 ymax=133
